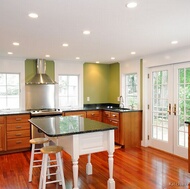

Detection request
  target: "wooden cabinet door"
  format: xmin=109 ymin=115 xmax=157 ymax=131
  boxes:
xmin=65 ymin=111 xmax=86 ymax=118
xmin=86 ymin=110 xmax=102 ymax=122
xmin=102 ymin=111 xmax=120 ymax=145
xmin=0 ymin=116 xmax=6 ymax=151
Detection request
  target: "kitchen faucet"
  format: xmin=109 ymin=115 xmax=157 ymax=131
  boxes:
xmin=119 ymin=96 xmax=124 ymax=108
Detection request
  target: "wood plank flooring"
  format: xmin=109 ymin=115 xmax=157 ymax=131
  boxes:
xmin=0 ymin=147 xmax=190 ymax=189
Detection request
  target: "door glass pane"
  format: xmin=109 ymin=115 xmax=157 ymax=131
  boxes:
xmin=152 ymin=70 xmax=169 ymax=141
xmin=178 ymin=68 xmax=190 ymax=148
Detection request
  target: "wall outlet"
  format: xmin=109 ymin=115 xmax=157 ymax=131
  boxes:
xmin=87 ymin=97 xmax=90 ymax=101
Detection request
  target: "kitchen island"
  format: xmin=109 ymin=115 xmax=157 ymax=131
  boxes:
xmin=29 ymin=116 xmax=117 ymax=189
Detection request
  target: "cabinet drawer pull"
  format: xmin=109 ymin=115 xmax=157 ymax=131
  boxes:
xmin=111 ymin=120 xmax=118 ymax=124
xmin=16 ymin=126 xmax=22 ymax=129
xmin=15 ymin=133 xmax=22 ymax=136
xmin=16 ymin=118 xmax=22 ymax=121
xmin=16 ymin=141 xmax=22 ymax=144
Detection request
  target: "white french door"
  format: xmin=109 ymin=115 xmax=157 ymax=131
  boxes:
xmin=148 ymin=62 xmax=190 ymax=158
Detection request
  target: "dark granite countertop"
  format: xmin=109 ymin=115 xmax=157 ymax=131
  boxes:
xmin=0 ymin=110 xmax=30 ymax=116
xmin=29 ymin=116 xmax=118 ymax=137
xmin=62 ymin=107 xmax=142 ymax=113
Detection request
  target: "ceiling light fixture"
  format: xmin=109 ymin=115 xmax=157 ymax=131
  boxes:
xmin=111 ymin=57 xmax=115 ymax=60
xmin=76 ymin=57 xmax=80 ymax=60
xmin=131 ymin=51 xmax=136 ymax=55
xmin=96 ymin=61 xmax=100 ymax=63
xmin=13 ymin=42 xmax=19 ymax=46
xmin=28 ymin=13 xmax=38 ymax=18
xmin=62 ymin=43 xmax=69 ymax=47
xmin=8 ymin=52 xmax=13 ymax=55
xmin=126 ymin=2 xmax=137 ymax=8
xmin=45 ymin=55 xmax=50 ymax=58
xmin=83 ymin=30 xmax=91 ymax=35
xmin=171 ymin=40 xmax=178 ymax=44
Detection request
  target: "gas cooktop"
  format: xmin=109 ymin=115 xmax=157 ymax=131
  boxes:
xmin=30 ymin=108 xmax=62 ymax=117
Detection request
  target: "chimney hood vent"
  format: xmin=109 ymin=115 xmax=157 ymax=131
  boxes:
xmin=26 ymin=59 xmax=57 ymax=85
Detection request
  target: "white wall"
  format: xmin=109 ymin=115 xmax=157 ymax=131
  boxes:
xmin=54 ymin=60 xmax=84 ymax=108
xmin=120 ymin=58 xmax=142 ymax=109
xmin=119 ymin=47 xmax=190 ymax=147
xmin=0 ymin=58 xmax=26 ymax=110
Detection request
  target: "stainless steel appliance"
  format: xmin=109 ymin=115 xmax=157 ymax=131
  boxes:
xmin=30 ymin=108 xmax=62 ymax=138
xmin=25 ymin=59 xmax=61 ymax=138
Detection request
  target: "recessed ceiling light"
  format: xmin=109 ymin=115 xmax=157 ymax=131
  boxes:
xmin=131 ymin=51 xmax=136 ymax=55
xmin=171 ymin=40 xmax=178 ymax=44
xmin=8 ymin=52 xmax=13 ymax=55
xmin=76 ymin=57 xmax=80 ymax=60
xmin=13 ymin=42 xmax=19 ymax=46
xmin=45 ymin=55 xmax=50 ymax=58
xmin=96 ymin=61 xmax=100 ymax=63
xmin=28 ymin=13 xmax=38 ymax=18
xmin=111 ymin=57 xmax=115 ymax=60
xmin=83 ymin=30 xmax=91 ymax=35
xmin=126 ymin=2 xmax=137 ymax=8
xmin=62 ymin=43 xmax=69 ymax=47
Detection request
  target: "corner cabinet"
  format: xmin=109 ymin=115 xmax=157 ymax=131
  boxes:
xmin=0 ymin=116 xmax=6 ymax=152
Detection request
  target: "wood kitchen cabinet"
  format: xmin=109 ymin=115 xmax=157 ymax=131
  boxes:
xmin=64 ymin=111 xmax=87 ymax=118
xmin=103 ymin=111 xmax=120 ymax=144
xmin=120 ymin=111 xmax=142 ymax=148
xmin=0 ymin=116 xmax=6 ymax=152
xmin=103 ymin=110 xmax=142 ymax=148
xmin=86 ymin=110 xmax=102 ymax=122
xmin=6 ymin=114 xmax=30 ymax=151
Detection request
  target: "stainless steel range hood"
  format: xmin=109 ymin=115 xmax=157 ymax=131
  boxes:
xmin=26 ymin=59 xmax=57 ymax=84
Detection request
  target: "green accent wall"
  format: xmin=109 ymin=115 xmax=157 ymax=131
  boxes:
xmin=83 ymin=62 xmax=120 ymax=104
xmin=25 ymin=59 xmax=55 ymax=82
xmin=108 ymin=63 xmax=120 ymax=103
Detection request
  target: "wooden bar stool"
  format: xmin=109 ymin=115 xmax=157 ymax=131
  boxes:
xmin=39 ymin=145 xmax=66 ymax=189
xmin=29 ymin=138 xmax=50 ymax=182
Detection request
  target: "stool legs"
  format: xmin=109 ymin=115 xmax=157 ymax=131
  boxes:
xmin=39 ymin=151 xmax=65 ymax=189
xmin=29 ymin=140 xmax=49 ymax=182
xmin=29 ymin=143 xmax=35 ymax=182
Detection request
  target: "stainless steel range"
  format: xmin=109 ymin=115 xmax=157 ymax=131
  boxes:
xmin=30 ymin=108 xmax=62 ymax=138
xmin=30 ymin=108 xmax=62 ymax=117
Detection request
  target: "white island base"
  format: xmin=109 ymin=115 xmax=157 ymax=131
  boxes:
xmin=47 ymin=130 xmax=115 ymax=189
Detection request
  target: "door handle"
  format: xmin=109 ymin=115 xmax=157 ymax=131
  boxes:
xmin=173 ymin=104 xmax=176 ymax=115
xmin=168 ymin=103 xmax=171 ymax=115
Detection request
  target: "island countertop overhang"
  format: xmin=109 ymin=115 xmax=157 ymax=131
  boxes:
xmin=29 ymin=115 xmax=118 ymax=137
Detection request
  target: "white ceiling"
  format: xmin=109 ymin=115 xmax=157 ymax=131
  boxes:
xmin=0 ymin=0 xmax=190 ymax=63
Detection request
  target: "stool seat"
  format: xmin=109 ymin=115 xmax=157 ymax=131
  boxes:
xmin=30 ymin=138 xmax=50 ymax=145
xmin=41 ymin=146 xmax=63 ymax=154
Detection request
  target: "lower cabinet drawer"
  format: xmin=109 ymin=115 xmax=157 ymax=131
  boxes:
xmin=7 ymin=122 xmax=30 ymax=131
xmin=7 ymin=130 xmax=30 ymax=139
xmin=7 ymin=137 xmax=30 ymax=150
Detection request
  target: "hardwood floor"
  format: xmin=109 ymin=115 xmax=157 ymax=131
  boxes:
xmin=0 ymin=147 xmax=190 ymax=189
